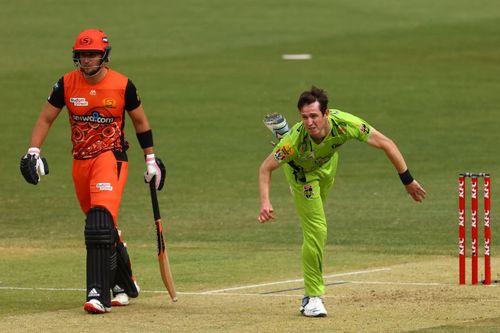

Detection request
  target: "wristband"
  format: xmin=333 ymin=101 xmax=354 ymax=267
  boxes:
xmin=136 ymin=130 xmax=154 ymax=149
xmin=399 ymin=169 xmax=414 ymax=185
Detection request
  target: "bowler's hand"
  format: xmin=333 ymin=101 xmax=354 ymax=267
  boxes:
xmin=258 ymin=202 xmax=274 ymax=223
xmin=405 ymin=180 xmax=426 ymax=202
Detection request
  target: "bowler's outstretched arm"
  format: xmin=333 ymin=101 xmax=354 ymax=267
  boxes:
xmin=367 ymin=128 xmax=426 ymax=202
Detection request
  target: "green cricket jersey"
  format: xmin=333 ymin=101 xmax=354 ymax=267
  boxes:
xmin=272 ymin=109 xmax=373 ymax=176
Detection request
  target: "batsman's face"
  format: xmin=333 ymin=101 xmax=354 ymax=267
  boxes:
xmin=78 ymin=52 xmax=103 ymax=76
xmin=300 ymin=101 xmax=329 ymax=140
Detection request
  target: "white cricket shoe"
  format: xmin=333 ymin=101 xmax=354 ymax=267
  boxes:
xmin=111 ymin=281 xmax=141 ymax=306
xmin=263 ymin=113 xmax=289 ymax=139
xmin=84 ymin=299 xmax=111 ymax=314
xmin=300 ymin=296 xmax=327 ymax=317
xmin=111 ymin=292 xmax=130 ymax=306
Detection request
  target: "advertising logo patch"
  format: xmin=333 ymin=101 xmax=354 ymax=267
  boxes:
xmin=359 ymin=123 xmax=370 ymax=134
xmin=72 ymin=111 xmax=114 ymax=124
xmin=303 ymin=185 xmax=313 ymax=199
xmin=88 ymin=288 xmax=100 ymax=297
xmin=96 ymin=183 xmax=113 ymax=191
xmin=274 ymin=144 xmax=294 ymax=162
xmin=70 ymin=97 xmax=88 ymax=107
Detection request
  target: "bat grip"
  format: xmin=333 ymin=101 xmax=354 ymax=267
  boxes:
xmin=149 ymin=176 xmax=161 ymax=220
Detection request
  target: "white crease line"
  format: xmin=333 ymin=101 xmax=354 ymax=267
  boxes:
xmin=348 ymin=280 xmax=449 ymax=286
xmin=324 ymin=268 xmax=392 ymax=279
xmin=0 ymin=287 xmax=84 ymax=291
xmin=1 ymin=278 xmax=482 ymax=299
xmin=180 ymin=292 xmax=304 ymax=298
xmin=0 ymin=268 xmax=396 ymax=295
xmin=201 ymin=268 xmax=392 ymax=294
xmin=348 ymin=280 xmax=498 ymax=287
xmin=0 ymin=287 xmax=340 ymax=299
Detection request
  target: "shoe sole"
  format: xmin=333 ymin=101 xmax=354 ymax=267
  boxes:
xmin=300 ymin=309 xmax=327 ymax=317
xmin=111 ymin=300 xmax=129 ymax=306
xmin=302 ymin=312 xmax=327 ymax=318
xmin=84 ymin=303 xmax=110 ymax=314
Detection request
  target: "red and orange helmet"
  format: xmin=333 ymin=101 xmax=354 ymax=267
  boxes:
xmin=72 ymin=29 xmax=111 ymax=64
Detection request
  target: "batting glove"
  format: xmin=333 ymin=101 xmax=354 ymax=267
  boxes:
xmin=144 ymin=154 xmax=166 ymax=190
xmin=263 ymin=113 xmax=289 ymax=139
xmin=20 ymin=147 xmax=49 ymax=185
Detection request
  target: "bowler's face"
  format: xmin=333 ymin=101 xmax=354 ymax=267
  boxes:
xmin=300 ymin=101 xmax=329 ymax=140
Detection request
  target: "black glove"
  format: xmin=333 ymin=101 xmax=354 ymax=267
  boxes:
xmin=20 ymin=148 xmax=49 ymax=185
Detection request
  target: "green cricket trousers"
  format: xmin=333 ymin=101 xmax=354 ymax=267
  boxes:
xmin=283 ymin=153 xmax=338 ymax=296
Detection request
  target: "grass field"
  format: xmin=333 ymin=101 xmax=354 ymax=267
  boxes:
xmin=1 ymin=0 xmax=500 ymax=332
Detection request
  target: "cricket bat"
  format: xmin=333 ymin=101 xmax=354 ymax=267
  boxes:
xmin=149 ymin=179 xmax=177 ymax=302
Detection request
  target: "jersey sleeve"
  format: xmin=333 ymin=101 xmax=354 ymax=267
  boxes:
xmin=271 ymin=134 xmax=297 ymax=165
xmin=341 ymin=112 xmax=373 ymax=142
xmin=47 ymin=77 xmax=65 ymax=108
xmin=125 ymin=79 xmax=141 ymax=111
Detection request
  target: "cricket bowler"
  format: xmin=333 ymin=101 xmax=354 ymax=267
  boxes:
xmin=258 ymin=86 xmax=426 ymax=317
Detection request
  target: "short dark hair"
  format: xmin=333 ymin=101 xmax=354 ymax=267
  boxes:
xmin=297 ymin=86 xmax=329 ymax=114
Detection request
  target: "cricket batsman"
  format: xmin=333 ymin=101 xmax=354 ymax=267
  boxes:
xmin=20 ymin=29 xmax=166 ymax=314
xmin=258 ymin=86 xmax=426 ymax=317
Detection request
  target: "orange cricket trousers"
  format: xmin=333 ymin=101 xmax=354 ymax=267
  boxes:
xmin=73 ymin=150 xmax=128 ymax=225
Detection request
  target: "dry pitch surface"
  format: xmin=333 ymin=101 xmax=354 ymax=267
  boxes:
xmin=4 ymin=256 xmax=500 ymax=333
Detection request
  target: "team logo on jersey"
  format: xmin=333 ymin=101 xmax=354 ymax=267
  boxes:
xmin=90 ymin=90 xmax=96 ymax=96
xmin=70 ymin=97 xmax=88 ymax=107
xmin=274 ymin=144 xmax=294 ymax=162
xmin=359 ymin=123 xmax=370 ymax=134
xmin=303 ymin=185 xmax=313 ymax=199
xmin=103 ymin=98 xmax=116 ymax=108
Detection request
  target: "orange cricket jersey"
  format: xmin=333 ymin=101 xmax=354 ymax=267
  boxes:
xmin=63 ymin=69 xmax=128 ymax=159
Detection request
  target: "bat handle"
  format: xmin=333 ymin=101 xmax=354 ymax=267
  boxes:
xmin=149 ymin=177 xmax=161 ymax=220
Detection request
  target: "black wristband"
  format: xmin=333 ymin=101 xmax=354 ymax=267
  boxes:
xmin=399 ymin=169 xmax=414 ymax=185
xmin=136 ymin=130 xmax=153 ymax=149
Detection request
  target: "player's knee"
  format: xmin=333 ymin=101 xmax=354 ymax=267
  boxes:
xmin=302 ymin=220 xmax=327 ymax=240
xmin=85 ymin=207 xmax=117 ymax=246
